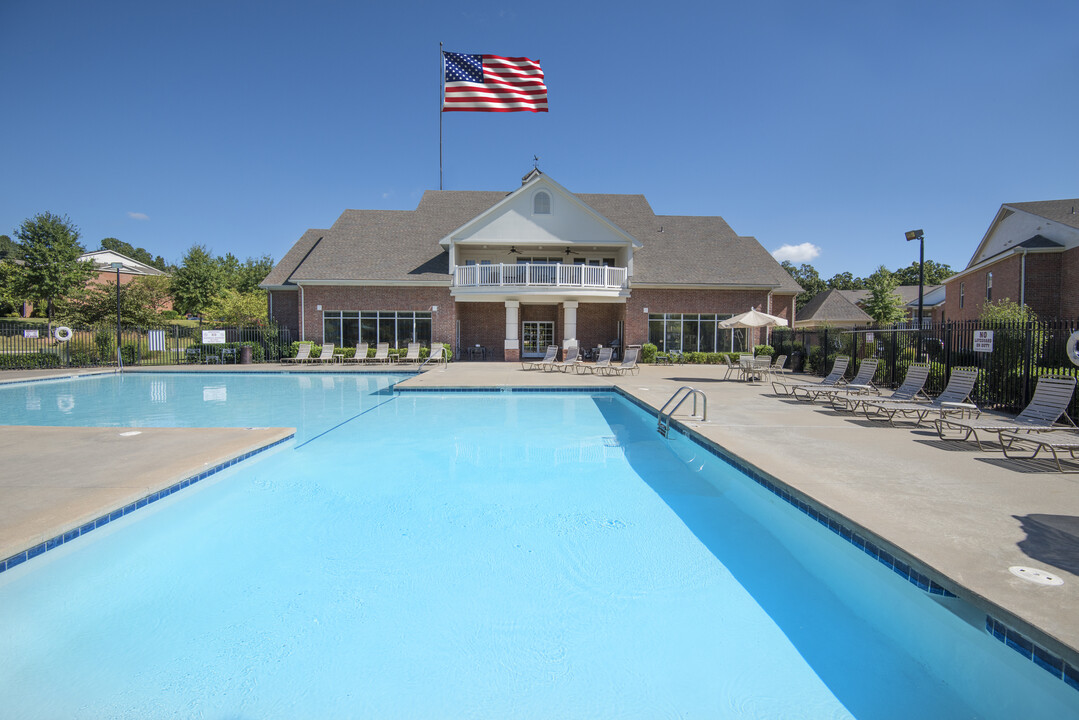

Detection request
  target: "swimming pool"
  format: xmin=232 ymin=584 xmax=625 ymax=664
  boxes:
xmin=0 ymin=373 xmax=1076 ymax=718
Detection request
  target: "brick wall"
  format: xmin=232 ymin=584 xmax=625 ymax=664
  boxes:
xmin=457 ymin=302 xmax=508 ymax=360
xmin=577 ymin=303 xmax=625 ymax=351
xmin=269 ymin=290 xmax=299 ymax=336
xmin=1023 ymin=253 xmax=1062 ymax=319
xmin=298 ymin=286 xmax=455 ymax=346
xmin=944 ymin=251 xmax=1078 ymax=321
xmin=1062 ymin=247 xmax=1079 ymax=320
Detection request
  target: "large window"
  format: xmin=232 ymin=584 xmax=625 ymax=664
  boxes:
xmin=323 ymin=310 xmax=431 ymax=348
xmin=648 ymin=313 xmax=747 ymax=353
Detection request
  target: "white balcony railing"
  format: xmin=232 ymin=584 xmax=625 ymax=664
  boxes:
xmin=453 ymin=263 xmax=628 ymax=291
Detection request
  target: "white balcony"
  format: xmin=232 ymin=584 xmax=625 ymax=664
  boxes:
xmin=452 ymin=263 xmax=628 ymax=296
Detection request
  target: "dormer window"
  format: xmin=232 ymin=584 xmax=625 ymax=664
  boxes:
xmin=533 ymin=191 xmax=551 ymax=215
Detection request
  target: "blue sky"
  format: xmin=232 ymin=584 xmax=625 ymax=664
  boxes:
xmin=2 ymin=0 xmax=1076 ymax=280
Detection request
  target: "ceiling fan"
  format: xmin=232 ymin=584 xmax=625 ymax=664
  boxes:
xmin=563 ymin=247 xmax=580 ymax=256
xmin=507 ymin=246 xmax=522 ymax=255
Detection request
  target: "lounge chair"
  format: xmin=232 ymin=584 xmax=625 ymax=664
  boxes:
xmin=723 ymin=355 xmax=741 ymax=379
xmin=347 ymin=342 xmax=369 ymax=363
xmin=419 ymin=345 xmax=446 ymax=369
xmin=281 ymin=342 xmax=313 ymax=364
xmin=859 ymin=367 xmax=979 ymax=426
xmin=522 ymin=345 xmax=558 ymax=371
xmin=999 ymin=429 xmax=1079 ymax=473
xmin=399 ymin=342 xmax=422 ymax=364
xmin=316 ymin=343 xmax=336 ymax=363
xmin=767 ymin=355 xmax=788 ymax=380
xmin=551 ymin=345 xmax=581 ymax=373
xmin=609 ymin=346 xmax=641 ymax=376
xmin=772 ymin=356 xmax=850 ymax=396
xmin=792 ymin=358 xmax=879 ymax=403
xmin=831 ymin=363 xmax=931 ymax=413
xmin=369 ymin=342 xmax=392 ymax=363
xmin=576 ymin=347 xmax=614 ymax=375
xmin=934 ymin=374 xmax=1078 ymax=450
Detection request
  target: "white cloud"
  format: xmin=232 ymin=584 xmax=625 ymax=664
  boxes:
xmin=771 ymin=242 xmax=821 ymax=264
xmin=127 ymin=212 xmax=149 ymax=221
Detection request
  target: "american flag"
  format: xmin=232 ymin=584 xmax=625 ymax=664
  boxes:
xmin=442 ymin=52 xmax=548 ymax=113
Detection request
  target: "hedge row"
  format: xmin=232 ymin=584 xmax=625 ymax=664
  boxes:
xmin=0 ymin=352 xmax=63 ymax=370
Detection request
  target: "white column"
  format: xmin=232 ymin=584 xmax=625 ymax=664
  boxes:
xmin=504 ymin=300 xmax=519 ymax=352
xmin=563 ymin=301 xmax=578 ymax=350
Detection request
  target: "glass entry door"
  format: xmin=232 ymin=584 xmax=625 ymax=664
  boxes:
xmin=522 ymin=321 xmax=554 ymax=357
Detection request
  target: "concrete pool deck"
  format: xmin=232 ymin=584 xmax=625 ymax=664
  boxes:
xmin=3 ymin=361 xmax=1079 ymax=678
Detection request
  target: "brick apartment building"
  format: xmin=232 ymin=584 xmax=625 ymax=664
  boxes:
xmin=944 ymin=199 xmax=1079 ymax=321
xmin=261 ymin=171 xmax=800 ymax=361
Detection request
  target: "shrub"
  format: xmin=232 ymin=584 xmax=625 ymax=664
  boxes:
xmin=640 ymin=343 xmax=657 ymax=363
xmin=161 ymin=310 xmax=180 ymax=320
xmin=0 ymin=352 xmax=62 ymax=370
xmin=753 ymin=344 xmax=774 ymax=357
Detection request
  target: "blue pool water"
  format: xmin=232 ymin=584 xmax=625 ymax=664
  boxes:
xmin=0 ymin=373 xmax=1076 ymax=718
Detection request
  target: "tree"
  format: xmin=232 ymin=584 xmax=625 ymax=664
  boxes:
xmin=100 ymin=237 xmax=170 ymax=272
xmin=862 ymin=265 xmax=906 ymax=325
xmin=171 ymin=245 xmax=222 ymax=316
xmin=235 ymin=255 xmax=275 ymax=294
xmin=58 ymin=275 xmax=172 ymax=327
xmin=826 ymin=271 xmax=865 ymax=291
xmin=781 ymin=261 xmax=828 ymax=310
xmin=0 ymin=259 xmax=27 ymax=315
xmin=206 ymin=289 xmax=268 ymax=325
xmin=0 ymin=234 xmax=21 ymax=260
xmin=14 ymin=212 xmax=96 ymax=325
xmin=891 ymin=260 xmax=954 ymax=286
xmin=979 ymin=299 xmax=1036 ymax=324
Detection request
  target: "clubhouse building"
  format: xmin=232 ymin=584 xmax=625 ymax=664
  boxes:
xmin=261 ymin=171 xmax=800 ymax=361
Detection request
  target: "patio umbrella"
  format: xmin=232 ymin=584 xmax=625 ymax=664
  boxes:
xmin=718 ymin=308 xmax=788 ymax=329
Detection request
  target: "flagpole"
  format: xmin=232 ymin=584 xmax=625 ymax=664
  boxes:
xmin=439 ymin=41 xmax=443 ymax=190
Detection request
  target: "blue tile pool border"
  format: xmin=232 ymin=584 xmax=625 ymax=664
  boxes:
xmin=610 ymin=386 xmax=1079 ymax=695
xmin=0 ymin=371 xmax=117 ymax=388
xmin=0 ymin=433 xmax=293 ymax=576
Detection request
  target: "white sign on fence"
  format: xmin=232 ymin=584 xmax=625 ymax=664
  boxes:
xmin=865 ymin=332 xmax=874 ymax=343
xmin=202 ymin=330 xmax=226 ymax=345
xmin=148 ymin=329 xmax=166 ymax=351
xmin=973 ymin=330 xmax=994 ymax=352
xmin=22 ymin=329 xmax=38 ymax=339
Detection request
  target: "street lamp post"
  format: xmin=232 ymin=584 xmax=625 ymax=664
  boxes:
xmin=110 ymin=261 xmax=123 ymax=365
xmin=905 ymin=229 xmax=925 ymax=358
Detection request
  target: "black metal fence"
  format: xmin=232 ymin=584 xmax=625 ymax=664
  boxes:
xmin=771 ymin=319 xmax=1079 ymax=423
xmin=0 ymin=323 xmax=293 ymax=369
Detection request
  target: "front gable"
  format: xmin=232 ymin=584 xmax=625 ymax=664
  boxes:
xmin=969 ymin=202 xmax=1079 ymax=268
xmin=438 ymin=174 xmax=642 ymax=252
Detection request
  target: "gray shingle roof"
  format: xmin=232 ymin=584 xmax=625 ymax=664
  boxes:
xmin=840 ymin=285 xmax=942 ymax=306
xmin=261 ymin=229 xmax=327 ymax=286
xmin=262 ymin=187 xmax=802 ymax=293
xmin=1006 ymin=199 xmax=1079 ymax=231
xmin=798 ymin=289 xmax=873 ymax=324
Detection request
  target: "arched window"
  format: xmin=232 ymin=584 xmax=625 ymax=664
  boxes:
xmin=986 ymin=272 xmax=993 ymax=302
xmin=959 ymin=282 xmax=965 ymax=309
xmin=533 ymin=191 xmax=551 ymax=215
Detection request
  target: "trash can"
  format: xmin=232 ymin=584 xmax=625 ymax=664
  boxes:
xmin=790 ymin=351 xmax=804 ymax=373
xmin=239 ymin=345 xmax=253 ymax=364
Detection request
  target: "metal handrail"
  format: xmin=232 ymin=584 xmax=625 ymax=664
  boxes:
xmin=658 ymin=386 xmax=706 ymax=436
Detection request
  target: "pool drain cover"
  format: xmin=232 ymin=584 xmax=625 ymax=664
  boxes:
xmin=1009 ymin=566 xmax=1063 ymax=586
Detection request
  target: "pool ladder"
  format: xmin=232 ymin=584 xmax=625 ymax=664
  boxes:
xmin=657 ymin=386 xmax=706 ymax=437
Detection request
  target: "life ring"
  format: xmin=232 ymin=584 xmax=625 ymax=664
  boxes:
xmin=55 ymin=326 xmax=73 ymax=342
xmin=1067 ymin=330 xmax=1079 ymax=368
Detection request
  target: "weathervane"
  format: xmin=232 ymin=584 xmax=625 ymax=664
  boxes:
xmin=533 ymin=155 xmax=540 ymax=170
